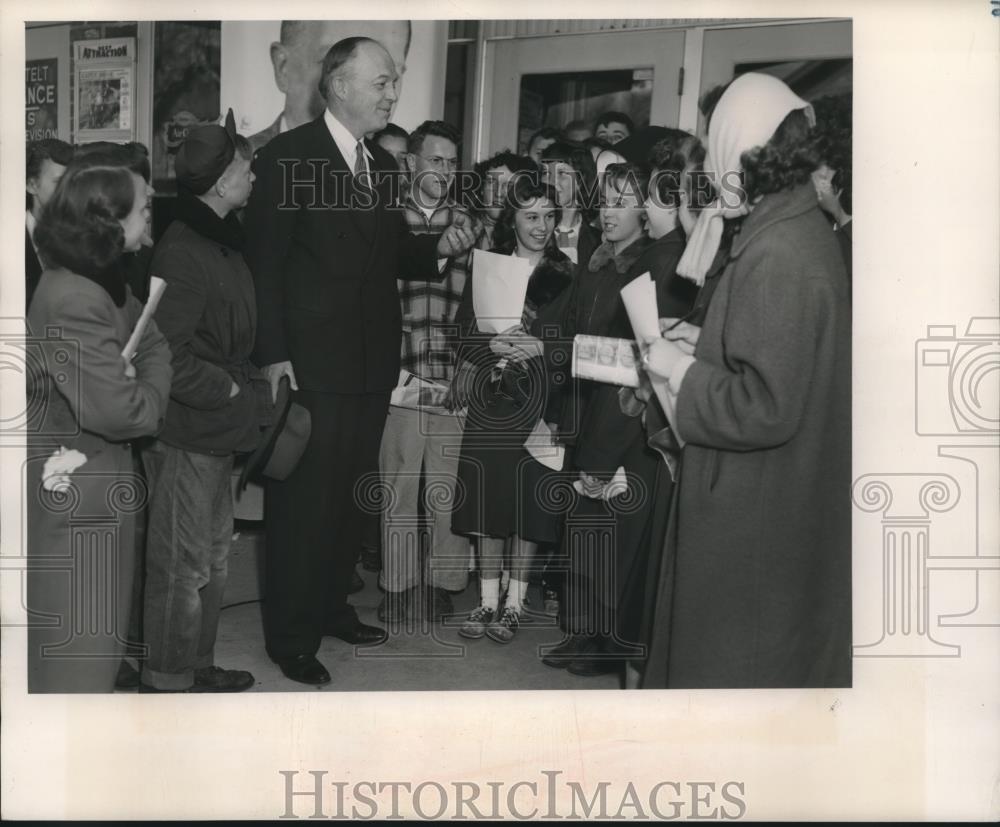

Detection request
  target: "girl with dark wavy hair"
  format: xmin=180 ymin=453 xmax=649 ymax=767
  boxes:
xmin=540 ymin=140 xmax=602 ymax=269
xmin=26 ymin=161 xmax=173 ymax=693
xmin=450 ymin=178 xmax=574 ymax=643
xmin=640 ymin=73 xmax=851 ymax=689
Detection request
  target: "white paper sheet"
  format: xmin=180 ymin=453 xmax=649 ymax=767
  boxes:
xmin=470 ymin=249 xmax=532 ymax=334
xmin=620 ymin=272 xmax=660 ymax=344
xmin=121 ymin=275 xmax=166 ymax=360
xmin=390 ymin=369 xmax=449 ymax=410
xmin=620 ymin=273 xmax=687 ymax=448
xmin=523 ymin=418 xmax=565 ymax=471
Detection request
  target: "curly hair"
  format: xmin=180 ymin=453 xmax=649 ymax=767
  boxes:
xmin=526 ymin=126 xmax=564 ymax=155
xmin=74 ymin=141 xmax=151 ymax=182
xmin=740 ymin=108 xmax=820 ymax=202
xmin=492 ymin=178 xmax=562 ymax=255
xmin=540 ymin=140 xmax=598 ymax=215
xmin=602 ymin=162 xmax=651 ymax=205
xmin=34 ymin=163 xmax=137 ymax=277
xmin=649 ymin=132 xmax=706 ymax=208
xmin=810 ymin=93 xmax=852 ymax=214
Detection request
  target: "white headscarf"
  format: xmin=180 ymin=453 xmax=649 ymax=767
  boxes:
xmin=677 ymin=72 xmax=815 ymax=285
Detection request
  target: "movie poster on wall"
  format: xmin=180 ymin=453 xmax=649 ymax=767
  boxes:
xmin=73 ymin=37 xmax=134 ymax=142
xmin=25 ymin=58 xmax=58 ymax=140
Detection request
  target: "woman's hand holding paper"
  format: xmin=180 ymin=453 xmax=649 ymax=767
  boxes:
xmin=644 ymin=338 xmax=687 ymax=381
xmin=659 ymin=318 xmax=701 ymax=355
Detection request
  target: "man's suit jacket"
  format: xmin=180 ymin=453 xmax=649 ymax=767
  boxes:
xmin=26 ymin=227 xmax=42 ymax=311
xmin=243 ymin=115 xmax=443 ymax=394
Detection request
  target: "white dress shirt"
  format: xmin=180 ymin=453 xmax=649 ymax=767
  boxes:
xmin=25 ymin=210 xmax=39 ymax=255
xmin=324 ymin=110 xmax=448 ymax=271
xmin=323 ymin=109 xmax=373 ymax=176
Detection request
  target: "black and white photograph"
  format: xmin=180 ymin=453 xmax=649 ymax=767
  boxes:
xmin=19 ymin=13 xmax=856 ymax=695
xmin=2 ymin=0 xmax=998 ymax=822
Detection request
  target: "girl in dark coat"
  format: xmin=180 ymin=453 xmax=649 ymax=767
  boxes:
xmin=451 ymin=180 xmax=574 ymax=643
xmin=556 ymin=147 xmax=701 ymax=676
xmin=534 ymin=163 xmax=656 ymax=674
xmin=642 ymin=73 xmax=852 ymax=689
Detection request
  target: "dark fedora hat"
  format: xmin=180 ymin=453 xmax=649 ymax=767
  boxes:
xmin=238 ymin=376 xmax=311 ymax=490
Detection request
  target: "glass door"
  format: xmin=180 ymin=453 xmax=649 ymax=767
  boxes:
xmin=482 ymin=28 xmax=686 ymax=157
xmin=698 ymin=20 xmax=852 ymax=133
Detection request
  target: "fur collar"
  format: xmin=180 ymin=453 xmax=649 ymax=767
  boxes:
xmin=173 ymin=192 xmax=245 ymax=251
xmin=81 ymin=258 xmax=129 ymax=307
xmin=525 ymin=248 xmax=575 ymax=308
xmin=587 ymin=235 xmax=652 ymax=274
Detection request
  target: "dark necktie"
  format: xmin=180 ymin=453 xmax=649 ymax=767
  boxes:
xmin=354 ymin=140 xmax=366 ymax=177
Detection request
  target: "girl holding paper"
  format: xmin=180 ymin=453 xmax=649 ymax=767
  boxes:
xmin=451 ymin=179 xmax=574 ymax=643
xmin=640 ymin=73 xmax=851 ymax=689
xmin=25 ymin=160 xmax=173 ymax=692
xmin=556 ymin=142 xmax=702 ymax=675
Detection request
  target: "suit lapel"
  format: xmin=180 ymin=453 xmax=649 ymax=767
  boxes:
xmin=308 ymin=117 xmax=376 ymax=245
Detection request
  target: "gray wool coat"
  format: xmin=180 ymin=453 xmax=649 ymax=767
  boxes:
xmin=642 ymin=182 xmax=852 ymax=689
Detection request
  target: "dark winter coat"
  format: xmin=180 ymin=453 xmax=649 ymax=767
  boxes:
xmin=450 ymin=247 xmax=575 ymax=541
xmin=150 ymin=194 xmax=265 ymax=456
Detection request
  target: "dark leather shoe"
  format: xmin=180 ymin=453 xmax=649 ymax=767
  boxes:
xmin=328 ymin=621 xmax=387 ymax=646
xmin=115 ymin=659 xmax=140 ymax=689
xmin=138 ymin=682 xmax=190 ymax=693
xmin=567 ymin=656 xmax=622 ymax=677
xmin=191 ymin=666 xmax=256 ymax=693
xmin=361 ymin=547 xmax=382 ymax=572
xmin=566 ymin=637 xmax=622 ymax=677
xmin=378 ymin=588 xmax=416 ymax=623
xmin=276 ymin=655 xmax=331 ymax=686
xmin=350 ymin=569 xmax=365 ymax=594
xmin=541 ymin=634 xmax=586 ymax=669
xmin=427 ymin=587 xmax=454 ymax=622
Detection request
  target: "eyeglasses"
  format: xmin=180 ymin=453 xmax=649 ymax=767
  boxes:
xmin=419 ymin=156 xmax=459 ymax=170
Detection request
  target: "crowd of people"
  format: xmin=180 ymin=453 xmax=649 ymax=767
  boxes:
xmin=23 ymin=33 xmax=853 ymax=693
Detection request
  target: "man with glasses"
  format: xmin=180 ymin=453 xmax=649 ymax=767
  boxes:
xmin=377 ymin=120 xmax=474 ymax=625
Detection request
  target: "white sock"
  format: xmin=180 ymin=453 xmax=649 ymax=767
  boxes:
xmin=481 ymin=577 xmax=500 ymax=610
xmin=505 ymin=578 xmax=529 ymax=612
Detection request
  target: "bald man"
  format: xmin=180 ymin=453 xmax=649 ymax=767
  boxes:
xmin=244 ymin=37 xmax=479 ymax=686
xmin=249 ymin=20 xmax=411 ymax=152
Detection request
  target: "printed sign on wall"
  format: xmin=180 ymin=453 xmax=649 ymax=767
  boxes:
xmin=73 ymin=37 xmax=135 ymax=142
xmin=26 ymin=58 xmax=59 ymax=140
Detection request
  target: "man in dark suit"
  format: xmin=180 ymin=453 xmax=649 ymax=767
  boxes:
xmin=25 ymin=138 xmax=73 ymax=310
xmin=243 ymin=36 xmax=478 ymax=686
